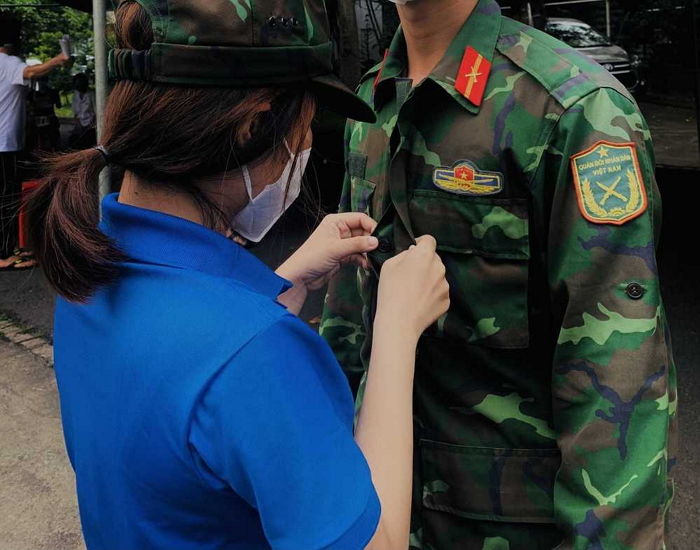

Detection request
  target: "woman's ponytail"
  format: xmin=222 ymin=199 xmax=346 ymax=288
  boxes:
xmin=26 ymin=148 xmax=126 ymax=303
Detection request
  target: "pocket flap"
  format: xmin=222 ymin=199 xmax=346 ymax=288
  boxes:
xmin=409 ymin=190 xmax=530 ymax=260
xmin=347 ymin=151 xmax=368 ymax=179
xmin=420 ymin=439 xmax=559 ymax=524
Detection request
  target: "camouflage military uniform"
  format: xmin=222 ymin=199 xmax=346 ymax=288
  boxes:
xmin=321 ymin=1 xmax=677 ymax=548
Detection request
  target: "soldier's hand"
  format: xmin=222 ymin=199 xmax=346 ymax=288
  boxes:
xmin=375 ymin=235 xmax=450 ymax=340
xmin=276 ymin=212 xmax=379 ymax=291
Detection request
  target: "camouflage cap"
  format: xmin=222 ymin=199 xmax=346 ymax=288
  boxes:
xmin=108 ymin=0 xmax=376 ymax=122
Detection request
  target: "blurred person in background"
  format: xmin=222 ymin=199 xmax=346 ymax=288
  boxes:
xmin=68 ymin=72 xmax=96 ymax=150
xmin=0 ymin=39 xmax=70 ymax=269
xmin=26 ymin=74 xmax=62 ymax=154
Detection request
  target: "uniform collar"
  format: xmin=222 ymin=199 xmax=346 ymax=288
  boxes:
xmin=372 ymin=33 xmax=407 ymax=105
xmin=373 ymin=0 xmax=502 ymax=114
xmin=100 ymin=194 xmax=291 ymax=299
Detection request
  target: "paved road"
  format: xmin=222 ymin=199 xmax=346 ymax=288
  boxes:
xmin=0 ymin=339 xmax=82 ymax=550
xmin=0 ymin=168 xmax=697 ymax=547
xmin=640 ymin=102 xmax=700 ymax=169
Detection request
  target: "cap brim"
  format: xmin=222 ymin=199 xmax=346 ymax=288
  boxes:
xmin=309 ymin=74 xmax=376 ymax=124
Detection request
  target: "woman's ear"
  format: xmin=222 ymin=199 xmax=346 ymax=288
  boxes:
xmin=235 ymin=101 xmax=273 ymax=147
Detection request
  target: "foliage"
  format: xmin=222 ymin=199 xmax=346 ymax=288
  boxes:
xmin=55 ymin=92 xmax=74 ymax=118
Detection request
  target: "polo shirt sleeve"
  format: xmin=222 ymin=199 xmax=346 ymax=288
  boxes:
xmin=0 ymin=56 xmax=27 ymax=86
xmin=189 ymin=315 xmax=380 ymax=550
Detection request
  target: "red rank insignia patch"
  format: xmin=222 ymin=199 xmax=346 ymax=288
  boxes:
xmin=454 ymin=47 xmax=491 ymax=106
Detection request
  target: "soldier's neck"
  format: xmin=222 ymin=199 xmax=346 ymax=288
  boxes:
xmin=399 ymin=0 xmax=477 ymax=85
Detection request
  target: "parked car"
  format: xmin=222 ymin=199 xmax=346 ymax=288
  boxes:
xmin=545 ymin=17 xmax=641 ymax=92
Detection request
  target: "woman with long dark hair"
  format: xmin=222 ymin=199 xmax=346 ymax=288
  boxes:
xmin=26 ymin=1 xmax=449 ymax=549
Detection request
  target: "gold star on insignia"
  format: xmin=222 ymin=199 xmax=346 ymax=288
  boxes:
xmin=597 ymin=146 xmax=610 ymax=158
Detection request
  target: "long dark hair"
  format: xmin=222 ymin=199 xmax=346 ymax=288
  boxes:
xmin=26 ymin=0 xmax=316 ymax=303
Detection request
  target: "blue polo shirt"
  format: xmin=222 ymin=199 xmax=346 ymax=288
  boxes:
xmin=53 ymin=194 xmax=380 ymax=550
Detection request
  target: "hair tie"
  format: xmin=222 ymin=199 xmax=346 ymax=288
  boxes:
xmin=93 ymin=145 xmax=111 ymax=165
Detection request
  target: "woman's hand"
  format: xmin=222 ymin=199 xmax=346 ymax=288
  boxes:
xmin=276 ymin=213 xmax=378 ymax=314
xmin=277 ymin=212 xmax=378 ymax=290
xmin=374 ymin=235 xmax=450 ymax=342
xmin=358 ymin=235 xmax=449 ymax=550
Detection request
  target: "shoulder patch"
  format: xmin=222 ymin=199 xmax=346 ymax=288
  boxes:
xmin=571 ymin=141 xmax=648 ymax=225
xmin=433 ymin=160 xmax=504 ymax=196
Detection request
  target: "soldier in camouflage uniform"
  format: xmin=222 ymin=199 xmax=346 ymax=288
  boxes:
xmin=321 ymin=0 xmax=677 ymax=548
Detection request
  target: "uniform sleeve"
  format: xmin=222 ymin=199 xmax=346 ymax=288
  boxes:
xmin=543 ymin=87 xmax=677 ymax=549
xmin=320 ymin=120 xmax=368 ymax=395
xmin=189 ymin=315 xmax=380 ymax=550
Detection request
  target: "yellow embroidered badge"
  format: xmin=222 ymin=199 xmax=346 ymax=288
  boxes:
xmin=433 ymin=160 xmax=503 ymax=196
xmin=571 ymin=141 xmax=647 ymax=225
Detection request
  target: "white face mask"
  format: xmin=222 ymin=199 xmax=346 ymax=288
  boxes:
xmin=387 ymin=0 xmax=417 ymax=4
xmin=231 ymin=143 xmax=311 ymax=243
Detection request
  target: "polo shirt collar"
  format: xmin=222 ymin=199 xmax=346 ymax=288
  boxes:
xmin=100 ymin=194 xmax=291 ymax=299
xmin=373 ymin=0 xmax=502 ymax=114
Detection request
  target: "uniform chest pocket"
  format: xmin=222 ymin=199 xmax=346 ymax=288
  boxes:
xmin=409 ymin=189 xmax=530 ymax=349
xmin=346 ymin=151 xmax=375 ymax=215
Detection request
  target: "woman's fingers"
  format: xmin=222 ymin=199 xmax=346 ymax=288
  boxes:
xmin=333 ymin=212 xmax=378 ymax=236
xmin=334 ymin=235 xmax=379 ymax=261
xmin=414 ymin=234 xmax=437 ymax=252
xmin=374 ymin=232 xmax=449 ymax=338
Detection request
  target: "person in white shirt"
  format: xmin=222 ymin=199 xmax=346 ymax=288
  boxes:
xmin=69 ymin=73 xmax=97 ymax=150
xmin=0 ymin=40 xmax=70 ymax=268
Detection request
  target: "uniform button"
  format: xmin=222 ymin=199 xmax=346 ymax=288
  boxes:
xmin=377 ymin=238 xmax=393 ymax=253
xmin=626 ymin=282 xmax=645 ymax=300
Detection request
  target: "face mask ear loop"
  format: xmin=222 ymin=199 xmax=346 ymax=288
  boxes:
xmin=241 ymin=165 xmax=255 ymax=202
